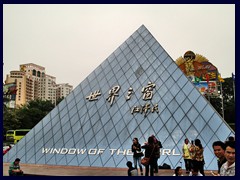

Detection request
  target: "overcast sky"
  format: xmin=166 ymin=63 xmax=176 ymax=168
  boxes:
xmin=3 ymin=4 xmax=235 ymax=88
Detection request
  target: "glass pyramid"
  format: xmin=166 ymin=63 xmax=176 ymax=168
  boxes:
xmin=3 ymin=25 xmax=234 ymax=170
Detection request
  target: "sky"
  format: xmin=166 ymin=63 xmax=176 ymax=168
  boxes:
xmin=3 ymin=4 xmax=235 ymax=89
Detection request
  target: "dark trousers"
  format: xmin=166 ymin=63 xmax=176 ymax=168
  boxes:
xmin=192 ymin=160 xmax=205 ymax=176
xmin=145 ymin=162 xmax=154 ymax=176
xmin=184 ymin=159 xmax=192 ymax=172
xmin=153 ymin=157 xmax=159 ymax=173
xmin=9 ymin=172 xmax=24 ymax=176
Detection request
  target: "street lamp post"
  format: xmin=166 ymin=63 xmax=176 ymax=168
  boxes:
xmin=220 ymin=81 xmax=224 ymax=120
xmin=233 ymin=77 xmax=235 ymax=102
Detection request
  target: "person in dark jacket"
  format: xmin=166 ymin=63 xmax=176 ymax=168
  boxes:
xmin=131 ymin=137 xmax=143 ymax=175
xmin=150 ymin=135 xmax=161 ymax=173
xmin=141 ymin=136 xmax=158 ymax=176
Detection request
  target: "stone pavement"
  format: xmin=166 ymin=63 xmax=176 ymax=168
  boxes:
xmin=3 ymin=163 xmax=212 ymax=176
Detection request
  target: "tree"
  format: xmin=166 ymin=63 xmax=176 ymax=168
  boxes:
xmin=16 ymin=99 xmax=55 ymax=129
xmin=222 ymin=77 xmax=235 ymax=130
xmin=3 ymin=93 xmax=20 ymax=140
xmin=206 ymin=95 xmax=222 ymax=116
xmin=205 ymin=77 xmax=235 ymax=131
xmin=3 ymin=99 xmax=55 ymax=131
xmin=3 ymin=108 xmax=22 ymax=132
xmin=56 ymin=96 xmax=64 ymax=106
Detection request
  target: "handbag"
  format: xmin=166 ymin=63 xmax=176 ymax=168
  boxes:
xmin=141 ymin=157 xmax=150 ymax=166
xmin=141 ymin=145 xmax=155 ymax=166
xmin=136 ymin=151 xmax=144 ymax=157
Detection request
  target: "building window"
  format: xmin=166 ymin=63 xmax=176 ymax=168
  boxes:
xmin=32 ymin=69 xmax=36 ymax=76
xmin=37 ymin=71 xmax=41 ymax=77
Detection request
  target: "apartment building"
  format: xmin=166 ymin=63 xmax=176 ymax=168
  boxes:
xmin=56 ymin=83 xmax=73 ymax=100
xmin=4 ymin=63 xmax=72 ymax=108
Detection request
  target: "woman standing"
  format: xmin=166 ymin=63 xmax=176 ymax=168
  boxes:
xmin=192 ymin=139 xmax=205 ymax=176
xmin=141 ymin=136 xmax=157 ymax=176
xmin=132 ymin=137 xmax=143 ymax=175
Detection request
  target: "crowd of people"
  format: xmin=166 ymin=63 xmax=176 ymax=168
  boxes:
xmin=127 ymin=135 xmax=235 ymax=176
xmin=181 ymin=136 xmax=235 ymax=176
xmin=127 ymin=135 xmax=163 ymax=176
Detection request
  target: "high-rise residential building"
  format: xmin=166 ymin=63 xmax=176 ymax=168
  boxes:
xmin=56 ymin=83 xmax=73 ymax=100
xmin=39 ymin=74 xmax=57 ymax=105
xmin=4 ymin=63 xmax=72 ymax=107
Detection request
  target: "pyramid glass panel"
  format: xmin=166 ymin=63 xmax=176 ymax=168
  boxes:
xmin=3 ymin=25 xmax=234 ymax=170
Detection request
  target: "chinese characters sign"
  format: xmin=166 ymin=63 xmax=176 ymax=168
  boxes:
xmin=85 ymin=82 xmax=159 ymax=117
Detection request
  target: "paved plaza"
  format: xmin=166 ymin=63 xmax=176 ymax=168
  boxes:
xmin=3 ymin=163 xmax=213 ymax=176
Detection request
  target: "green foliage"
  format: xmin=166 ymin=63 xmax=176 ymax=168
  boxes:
xmin=3 ymin=108 xmax=22 ymax=132
xmin=222 ymin=78 xmax=235 ymax=125
xmin=3 ymin=99 xmax=55 ymax=132
xmin=207 ymin=96 xmax=222 ymax=115
xmin=56 ymin=96 xmax=64 ymax=106
xmin=206 ymin=77 xmax=235 ymax=131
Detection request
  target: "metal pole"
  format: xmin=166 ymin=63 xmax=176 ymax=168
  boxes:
xmin=207 ymin=80 xmax=210 ymax=102
xmin=233 ymin=78 xmax=235 ymax=102
xmin=208 ymin=91 xmax=210 ymax=102
xmin=220 ymin=81 xmax=224 ymax=119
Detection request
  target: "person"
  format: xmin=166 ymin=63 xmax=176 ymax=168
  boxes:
xmin=189 ymin=167 xmax=203 ymax=176
xmin=173 ymin=166 xmax=183 ymax=176
xmin=192 ymin=139 xmax=205 ymax=176
xmin=182 ymin=138 xmax=191 ymax=174
xmin=228 ymin=136 xmax=235 ymax=142
xmin=150 ymin=135 xmax=162 ymax=173
xmin=220 ymin=141 xmax=235 ymax=176
xmin=141 ymin=136 xmax=158 ymax=176
xmin=8 ymin=158 xmax=24 ymax=176
xmin=131 ymin=137 xmax=143 ymax=175
xmin=189 ymin=140 xmax=195 ymax=169
xmin=126 ymin=161 xmax=138 ymax=176
xmin=212 ymin=141 xmax=226 ymax=175
xmin=224 ymin=136 xmax=235 ymax=144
